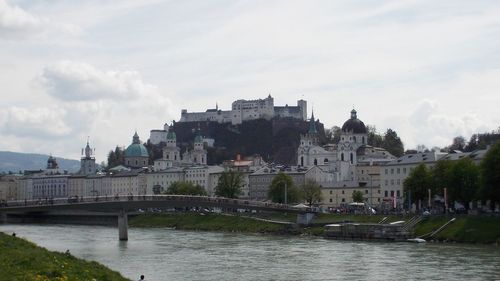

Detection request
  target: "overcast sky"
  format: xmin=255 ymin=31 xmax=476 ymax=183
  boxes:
xmin=1 ymin=0 xmax=499 ymax=163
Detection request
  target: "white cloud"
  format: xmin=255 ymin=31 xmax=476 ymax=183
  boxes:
xmin=390 ymin=100 xmax=493 ymax=150
xmin=39 ymin=60 xmax=158 ymax=101
xmin=0 ymin=0 xmax=79 ymax=40
xmin=0 ymin=106 xmax=71 ymax=138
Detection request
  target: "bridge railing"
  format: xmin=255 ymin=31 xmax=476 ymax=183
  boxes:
xmin=1 ymin=195 xmax=311 ymax=212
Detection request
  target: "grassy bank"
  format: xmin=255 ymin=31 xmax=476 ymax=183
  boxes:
xmin=0 ymin=232 xmax=130 ymax=281
xmin=414 ymin=216 xmax=500 ymax=244
xmin=129 ymin=213 xmax=294 ymax=234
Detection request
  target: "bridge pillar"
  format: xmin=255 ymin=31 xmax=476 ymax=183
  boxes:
xmin=118 ymin=209 xmax=128 ymax=241
xmin=296 ymin=212 xmax=315 ymax=226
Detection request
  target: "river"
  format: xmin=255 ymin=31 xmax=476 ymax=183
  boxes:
xmin=1 ymin=224 xmax=499 ymax=280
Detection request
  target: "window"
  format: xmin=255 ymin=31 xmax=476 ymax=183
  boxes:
xmin=365 ymin=190 xmax=368 ymax=194
xmin=329 ymin=190 xmax=332 ymax=194
xmin=329 ymin=198 xmax=332 ymax=203
xmin=397 ymin=168 xmax=400 ymax=174
xmin=342 ymin=198 xmax=345 ymax=202
xmin=391 ymin=169 xmax=394 ymax=174
xmin=397 ymin=190 xmax=400 ymax=197
xmin=390 ymin=190 xmax=394 ymax=197
xmin=385 ymin=169 xmax=388 ymax=175
xmin=342 ymin=190 xmax=345 ymax=194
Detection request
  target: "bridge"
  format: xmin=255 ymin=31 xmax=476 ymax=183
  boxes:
xmin=0 ymin=195 xmax=316 ymax=240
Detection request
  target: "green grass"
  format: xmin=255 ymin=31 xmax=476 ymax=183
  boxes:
xmin=129 ymin=213 xmax=293 ymax=234
xmin=0 ymin=232 xmax=130 ymax=281
xmin=414 ymin=216 xmax=500 ymax=244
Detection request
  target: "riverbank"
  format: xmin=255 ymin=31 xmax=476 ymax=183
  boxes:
xmin=0 ymin=232 xmax=131 ymax=281
xmin=129 ymin=212 xmax=500 ymax=244
xmin=413 ymin=216 xmax=500 ymax=244
xmin=129 ymin=213 xmax=298 ymax=234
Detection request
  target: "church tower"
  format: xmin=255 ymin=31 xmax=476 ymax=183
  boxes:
xmin=80 ymin=138 xmax=97 ymax=175
xmin=191 ymin=125 xmax=207 ymax=165
xmin=163 ymin=125 xmax=181 ymax=166
xmin=297 ymin=111 xmax=319 ymax=166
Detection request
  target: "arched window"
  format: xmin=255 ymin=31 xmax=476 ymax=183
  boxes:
xmin=362 ymin=136 xmax=365 ymax=144
xmin=300 ymin=156 xmax=304 ymax=166
xmin=350 ymin=153 xmax=354 ymax=164
xmin=341 ymin=153 xmax=344 ymax=161
xmin=314 ymin=159 xmax=318 ymax=165
xmin=353 ymin=136 xmax=356 ymax=142
xmin=324 ymin=158 xmax=329 ymax=164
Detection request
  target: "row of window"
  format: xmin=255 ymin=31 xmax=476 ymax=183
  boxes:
xmin=384 ymin=167 xmax=411 ymax=175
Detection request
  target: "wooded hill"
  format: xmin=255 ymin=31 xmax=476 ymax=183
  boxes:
xmin=149 ymin=117 xmax=327 ymax=165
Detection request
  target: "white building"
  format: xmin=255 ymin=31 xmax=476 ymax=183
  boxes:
xmin=179 ymin=95 xmax=307 ymax=125
xmin=149 ymin=123 xmax=170 ymax=145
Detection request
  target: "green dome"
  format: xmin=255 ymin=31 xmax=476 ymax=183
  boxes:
xmin=124 ymin=132 xmax=149 ymax=157
xmin=125 ymin=143 xmax=149 ymax=157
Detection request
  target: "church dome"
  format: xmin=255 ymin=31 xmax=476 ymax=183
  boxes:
xmin=125 ymin=132 xmax=149 ymax=157
xmin=341 ymin=109 xmax=367 ymax=134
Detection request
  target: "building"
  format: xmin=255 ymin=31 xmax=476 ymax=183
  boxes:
xmin=248 ymin=166 xmax=324 ymax=201
xmin=380 ymin=152 xmax=446 ymax=206
xmin=0 ymin=174 xmax=21 ymax=201
xmin=149 ymin=123 xmax=170 ymax=145
xmin=154 ymin=127 xmax=207 ymax=171
xmin=145 ymin=165 xmax=225 ymax=196
xmin=179 ymin=95 xmax=307 ymax=125
xmin=79 ymin=139 xmax=97 ymax=175
xmin=124 ymin=132 xmax=149 ymax=168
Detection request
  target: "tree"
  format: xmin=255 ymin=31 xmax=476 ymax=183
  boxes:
xmin=326 ymin=126 xmax=341 ymax=143
xmin=215 ymin=170 xmax=244 ymax=198
xmin=403 ymin=164 xmax=432 ymax=210
xmin=480 ymin=142 xmax=500 ymax=209
xmin=268 ymin=172 xmax=300 ymax=204
xmin=366 ymin=125 xmax=383 ymax=147
xmin=429 ymin=160 xmax=453 ymax=197
xmin=300 ymin=179 xmax=323 ymax=206
xmin=352 ymin=190 xmax=364 ymax=203
xmin=382 ymin=129 xmax=404 ymax=157
xmin=164 ymin=181 xmax=207 ymax=196
xmin=447 ymin=158 xmax=479 ymax=210
xmin=107 ymin=146 xmax=125 ymax=169
xmin=448 ymin=136 xmax=466 ymax=152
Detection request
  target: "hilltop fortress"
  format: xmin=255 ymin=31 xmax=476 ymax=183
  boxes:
xmin=179 ymin=95 xmax=307 ymax=125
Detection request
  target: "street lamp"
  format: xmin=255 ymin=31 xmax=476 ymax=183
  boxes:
xmin=284 ymin=181 xmax=287 ymax=205
xmin=368 ymin=172 xmax=379 ymax=210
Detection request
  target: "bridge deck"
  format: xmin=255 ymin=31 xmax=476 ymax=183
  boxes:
xmin=0 ymin=195 xmax=312 ymax=214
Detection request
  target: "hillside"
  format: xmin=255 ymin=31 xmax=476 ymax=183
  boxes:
xmin=0 ymin=151 xmax=80 ymax=173
xmin=168 ymin=117 xmax=327 ymax=165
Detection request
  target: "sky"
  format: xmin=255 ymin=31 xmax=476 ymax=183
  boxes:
xmin=1 ymin=0 xmax=499 ymax=163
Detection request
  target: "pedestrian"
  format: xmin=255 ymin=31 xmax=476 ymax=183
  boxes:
xmin=138 ymin=275 xmax=145 ymax=281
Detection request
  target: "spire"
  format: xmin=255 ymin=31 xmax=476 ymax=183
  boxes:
xmin=351 ymin=108 xmax=357 ymax=119
xmin=84 ymin=137 xmax=92 ymax=158
xmin=308 ymin=110 xmax=317 ymax=134
xmin=216 ymin=102 xmax=218 ymax=111
xmin=132 ymin=131 xmax=140 ymax=144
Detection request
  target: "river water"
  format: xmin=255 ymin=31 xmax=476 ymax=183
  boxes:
xmin=1 ymin=224 xmax=499 ymax=281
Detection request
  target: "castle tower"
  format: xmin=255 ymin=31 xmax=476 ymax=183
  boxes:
xmin=297 ymin=99 xmax=307 ymax=121
xmin=80 ymin=138 xmax=97 ymax=175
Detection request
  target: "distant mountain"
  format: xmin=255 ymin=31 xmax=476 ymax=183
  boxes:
xmin=0 ymin=151 xmax=80 ymax=173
